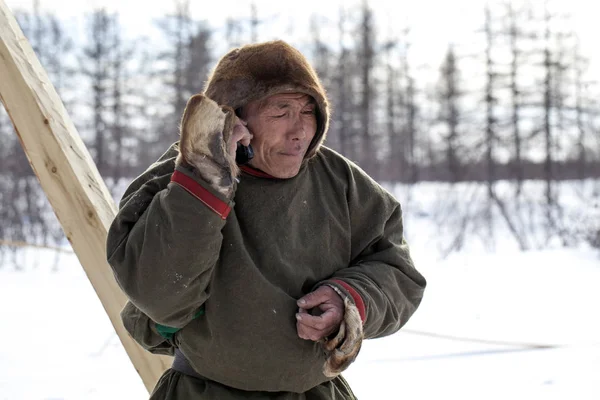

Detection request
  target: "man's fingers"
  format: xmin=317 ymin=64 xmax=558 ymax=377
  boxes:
xmin=297 ymin=286 xmax=330 ymax=309
xmin=298 ymin=307 xmax=310 ymax=315
xmin=296 ymin=321 xmax=326 ymax=341
xmin=239 ymin=134 xmax=252 ymax=147
xmin=228 ymin=123 xmax=253 ymax=156
xmin=296 ymin=308 xmax=339 ymax=331
xmin=231 ymin=125 xmax=252 ymax=142
xmin=296 ymin=287 xmax=344 ymax=341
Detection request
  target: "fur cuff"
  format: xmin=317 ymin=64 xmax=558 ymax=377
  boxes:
xmin=321 ymin=295 xmax=364 ymax=377
xmin=175 ymin=94 xmax=239 ymax=197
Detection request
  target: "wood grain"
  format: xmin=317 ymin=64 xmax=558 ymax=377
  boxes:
xmin=0 ymin=0 xmax=171 ymax=392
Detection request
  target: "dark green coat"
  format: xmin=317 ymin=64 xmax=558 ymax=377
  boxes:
xmin=107 ymin=144 xmax=425 ymax=397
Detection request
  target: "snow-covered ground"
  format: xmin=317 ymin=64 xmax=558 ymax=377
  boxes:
xmin=1 ymin=244 xmax=598 ymax=400
xmin=345 ymin=246 xmax=600 ymax=400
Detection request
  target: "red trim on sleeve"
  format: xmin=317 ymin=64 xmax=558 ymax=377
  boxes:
xmin=331 ymin=279 xmax=366 ymax=323
xmin=171 ymin=170 xmax=231 ymax=220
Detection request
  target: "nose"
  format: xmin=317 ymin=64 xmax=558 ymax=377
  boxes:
xmin=288 ymin=115 xmax=307 ymax=141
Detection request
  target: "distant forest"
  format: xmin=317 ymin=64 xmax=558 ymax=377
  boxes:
xmin=1 ymin=0 xmax=599 ymax=255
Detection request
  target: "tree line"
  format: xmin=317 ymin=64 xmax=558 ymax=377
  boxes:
xmin=1 ymin=0 xmax=598 ymax=257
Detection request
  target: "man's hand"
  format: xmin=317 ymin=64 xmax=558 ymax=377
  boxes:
xmin=176 ymin=95 xmax=253 ymax=197
xmin=296 ymin=286 xmax=344 ymax=341
xmin=227 ymin=116 xmax=252 ymax=158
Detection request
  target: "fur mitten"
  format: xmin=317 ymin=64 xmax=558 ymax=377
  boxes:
xmin=321 ymin=294 xmax=364 ymax=377
xmin=176 ymin=94 xmax=239 ymax=197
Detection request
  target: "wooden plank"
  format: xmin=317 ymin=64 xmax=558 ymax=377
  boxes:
xmin=0 ymin=0 xmax=171 ymax=392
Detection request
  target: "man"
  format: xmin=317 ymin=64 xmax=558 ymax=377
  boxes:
xmin=107 ymin=40 xmax=426 ymax=399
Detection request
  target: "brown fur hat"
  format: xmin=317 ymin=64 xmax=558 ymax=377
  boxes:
xmin=203 ymin=40 xmax=329 ymax=159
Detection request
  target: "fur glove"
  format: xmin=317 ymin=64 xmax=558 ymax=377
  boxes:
xmin=176 ymin=94 xmax=240 ymax=197
xmin=321 ymin=292 xmax=364 ymax=377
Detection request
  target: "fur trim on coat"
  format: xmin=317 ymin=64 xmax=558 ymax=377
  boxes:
xmin=322 ymin=296 xmax=364 ymax=377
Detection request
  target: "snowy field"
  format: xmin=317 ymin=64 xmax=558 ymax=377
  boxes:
xmin=0 ymin=180 xmax=599 ymax=399
xmin=1 ymin=245 xmax=598 ymax=400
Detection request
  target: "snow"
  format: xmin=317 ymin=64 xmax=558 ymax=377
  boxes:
xmin=0 ymin=252 xmax=143 ymax=400
xmin=343 ymin=246 xmax=600 ymax=400
xmin=1 ymin=180 xmax=599 ymax=399
xmin=1 ymin=245 xmax=598 ymax=400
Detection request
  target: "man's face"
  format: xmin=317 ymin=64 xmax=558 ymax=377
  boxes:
xmin=243 ymin=93 xmax=317 ymax=179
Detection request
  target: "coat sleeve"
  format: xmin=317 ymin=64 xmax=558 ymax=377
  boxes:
xmin=319 ymin=164 xmax=426 ymax=339
xmin=106 ymin=145 xmax=235 ymax=329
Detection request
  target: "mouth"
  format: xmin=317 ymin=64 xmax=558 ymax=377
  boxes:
xmin=280 ymin=149 xmax=304 ymax=157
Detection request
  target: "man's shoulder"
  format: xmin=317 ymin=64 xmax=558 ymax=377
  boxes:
xmin=118 ymin=142 xmax=179 ymax=207
xmin=139 ymin=142 xmax=179 ymax=174
xmin=309 ymin=146 xmax=353 ymax=181
xmin=314 ymin=147 xmax=377 ymax=183
xmin=316 ymin=145 xmax=345 ymax=160
xmin=314 ymin=147 xmax=397 ymax=204
xmin=150 ymin=142 xmax=179 ymax=169
xmin=313 ymin=146 xmax=356 ymax=173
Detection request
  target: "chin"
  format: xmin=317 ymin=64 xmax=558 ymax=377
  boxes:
xmin=272 ymin=169 xmax=300 ymax=179
xmin=270 ymin=164 xmax=302 ymax=179
xmin=254 ymin=156 xmax=304 ymax=179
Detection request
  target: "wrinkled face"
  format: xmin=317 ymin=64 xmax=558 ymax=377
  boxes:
xmin=242 ymin=93 xmax=317 ymax=179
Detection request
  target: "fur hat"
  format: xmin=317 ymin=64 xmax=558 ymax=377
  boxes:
xmin=203 ymin=40 xmax=329 ymax=159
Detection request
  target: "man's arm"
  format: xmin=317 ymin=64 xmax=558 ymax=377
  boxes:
xmin=324 ymin=204 xmax=425 ymax=339
xmin=318 ymin=163 xmax=426 ymax=339
xmin=107 ymin=95 xmax=250 ymax=330
xmin=107 ymin=167 xmax=232 ymax=329
xmin=295 ymin=160 xmax=425 ymax=377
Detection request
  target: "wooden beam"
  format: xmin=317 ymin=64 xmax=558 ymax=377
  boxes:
xmin=0 ymin=0 xmax=170 ymax=392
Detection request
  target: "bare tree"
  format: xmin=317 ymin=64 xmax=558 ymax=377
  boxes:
xmin=155 ymin=0 xmax=213 ymax=157
xmin=380 ymin=25 xmax=418 ymax=183
xmin=502 ymin=0 xmax=535 ymax=193
xmin=573 ymin=45 xmax=590 ymax=179
xmin=310 ymin=14 xmax=337 ymax=149
xmin=186 ymin=23 xmax=212 ymax=95
xmin=401 ymin=30 xmax=418 ymax=183
xmin=383 ymin=39 xmax=400 ymax=181
xmin=483 ymin=3 xmax=498 ymax=245
xmin=357 ymin=0 xmax=376 ymax=173
xmin=330 ymin=6 xmax=356 ymax=162
xmin=437 ymin=45 xmax=462 ymax=182
xmin=129 ymin=43 xmax=164 ymax=171
xmin=2 ymin=8 xmax=75 ymax=253
xmin=541 ymin=3 xmax=557 ymax=237
xmin=108 ymin=13 xmax=140 ymax=182
xmin=310 ymin=14 xmax=332 ymax=86
xmin=250 ymin=2 xmax=259 ymax=42
xmin=111 ymin=19 xmax=125 ymax=181
xmin=225 ymin=16 xmax=243 ymax=49
xmin=80 ymin=9 xmax=115 ymax=175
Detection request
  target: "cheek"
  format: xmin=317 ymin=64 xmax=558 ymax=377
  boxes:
xmin=307 ymin=119 xmax=318 ymax=140
xmin=252 ymin=121 xmax=284 ymax=147
xmin=249 ymin=124 xmax=276 ymax=155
